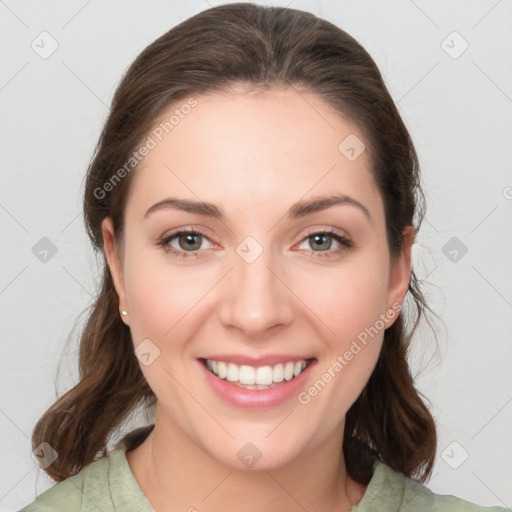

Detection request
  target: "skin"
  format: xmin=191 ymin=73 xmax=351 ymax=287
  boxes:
xmin=102 ymin=86 xmax=413 ymax=512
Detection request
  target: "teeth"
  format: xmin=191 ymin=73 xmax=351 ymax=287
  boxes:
xmin=226 ymin=363 xmax=239 ymax=382
xmin=217 ymin=361 xmax=228 ymax=379
xmin=255 ymin=366 xmax=273 ymax=385
xmin=273 ymin=363 xmax=284 ymax=383
xmin=284 ymin=362 xmax=294 ymax=381
xmin=294 ymin=361 xmax=303 ymax=377
xmin=239 ymin=365 xmax=256 ymax=385
xmin=205 ymin=358 xmax=309 ymax=385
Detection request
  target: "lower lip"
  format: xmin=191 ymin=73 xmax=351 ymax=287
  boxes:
xmin=198 ymin=359 xmax=316 ymax=409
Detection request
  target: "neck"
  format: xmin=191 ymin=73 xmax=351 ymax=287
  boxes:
xmin=126 ymin=409 xmax=366 ymax=512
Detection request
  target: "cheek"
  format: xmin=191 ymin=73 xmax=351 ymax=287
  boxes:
xmin=293 ymin=249 xmax=391 ymax=347
xmin=292 ymin=256 xmax=390 ymax=436
xmin=289 ymin=247 xmax=390 ymax=408
xmin=121 ymin=248 xmax=212 ymax=414
xmin=122 ymin=243 xmax=215 ymax=345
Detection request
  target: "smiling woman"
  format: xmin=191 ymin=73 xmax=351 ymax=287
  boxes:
xmin=19 ymin=3 xmax=508 ymax=512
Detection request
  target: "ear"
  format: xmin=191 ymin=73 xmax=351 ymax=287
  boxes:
xmin=384 ymin=225 xmax=414 ymax=326
xmin=102 ymin=217 xmax=129 ymax=325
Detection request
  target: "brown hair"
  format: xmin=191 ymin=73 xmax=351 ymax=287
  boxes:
xmin=33 ymin=3 xmax=436 ymax=485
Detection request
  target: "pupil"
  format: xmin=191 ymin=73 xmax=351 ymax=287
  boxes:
xmin=311 ymin=234 xmax=331 ymax=251
xmin=180 ymin=234 xmax=201 ymax=251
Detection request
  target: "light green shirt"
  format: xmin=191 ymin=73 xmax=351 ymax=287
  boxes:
xmin=20 ymin=441 xmax=509 ymax=512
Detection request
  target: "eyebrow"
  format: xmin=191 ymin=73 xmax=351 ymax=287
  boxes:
xmin=144 ymin=193 xmax=371 ymax=221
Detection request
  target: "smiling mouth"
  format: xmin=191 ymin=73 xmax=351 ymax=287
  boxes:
xmin=200 ymin=358 xmax=316 ymax=390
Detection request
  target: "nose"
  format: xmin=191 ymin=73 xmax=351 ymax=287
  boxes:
xmin=218 ymin=251 xmax=294 ymax=339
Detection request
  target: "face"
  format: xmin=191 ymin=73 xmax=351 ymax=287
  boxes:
xmin=102 ymin=87 xmax=412 ymax=470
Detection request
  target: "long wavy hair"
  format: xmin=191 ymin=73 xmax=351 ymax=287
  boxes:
xmin=32 ymin=3 xmax=436 ymax=485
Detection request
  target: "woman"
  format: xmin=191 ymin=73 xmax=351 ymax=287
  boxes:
xmin=20 ymin=3 xmax=508 ymax=511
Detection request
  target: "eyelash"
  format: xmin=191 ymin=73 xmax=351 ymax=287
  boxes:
xmin=156 ymin=227 xmax=354 ymax=259
xmin=157 ymin=228 xmax=212 ymax=258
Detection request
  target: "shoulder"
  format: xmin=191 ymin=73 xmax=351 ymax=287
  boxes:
xmin=19 ymin=452 xmax=115 ymax=512
xmin=353 ymin=461 xmax=510 ymax=512
xmin=18 ymin=434 xmax=153 ymax=512
xmin=400 ymin=471 xmax=508 ymax=512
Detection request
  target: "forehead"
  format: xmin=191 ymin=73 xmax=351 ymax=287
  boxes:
xmin=126 ymin=87 xmax=382 ymax=223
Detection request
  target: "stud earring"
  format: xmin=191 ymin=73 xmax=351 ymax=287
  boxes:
xmin=121 ymin=310 xmax=128 ymax=316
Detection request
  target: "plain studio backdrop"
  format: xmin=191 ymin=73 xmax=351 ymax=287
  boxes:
xmin=1 ymin=1 xmax=511 ymax=510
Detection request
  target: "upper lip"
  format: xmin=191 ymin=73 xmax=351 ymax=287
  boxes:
xmin=200 ymin=355 xmax=316 ymax=367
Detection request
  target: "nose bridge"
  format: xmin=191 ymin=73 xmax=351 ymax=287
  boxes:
xmin=218 ymin=244 xmax=293 ymax=335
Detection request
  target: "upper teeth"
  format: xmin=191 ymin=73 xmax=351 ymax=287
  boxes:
xmin=206 ymin=359 xmax=307 ymax=385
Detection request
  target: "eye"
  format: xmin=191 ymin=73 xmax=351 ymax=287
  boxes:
xmin=157 ymin=229 xmax=214 ymax=258
xmin=297 ymin=229 xmax=353 ymax=256
xmin=157 ymin=228 xmax=353 ymax=259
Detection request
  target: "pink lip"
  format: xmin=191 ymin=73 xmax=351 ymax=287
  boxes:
xmin=200 ymin=354 xmax=313 ymax=367
xmin=197 ymin=358 xmax=317 ymax=409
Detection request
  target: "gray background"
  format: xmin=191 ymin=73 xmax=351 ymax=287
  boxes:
xmin=1 ymin=0 xmax=511 ymax=510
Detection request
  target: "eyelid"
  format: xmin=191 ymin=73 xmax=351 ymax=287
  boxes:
xmin=298 ymin=225 xmax=350 ymax=240
xmin=156 ymin=226 xmax=218 ymax=257
xmin=294 ymin=226 xmax=353 ymax=253
xmin=159 ymin=226 xmax=215 ymax=243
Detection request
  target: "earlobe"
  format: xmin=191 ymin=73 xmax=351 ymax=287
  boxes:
xmin=385 ymin=226 xmax=414 ymax=326
xmin=101 ymin=217 xmax=129 ymax=324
